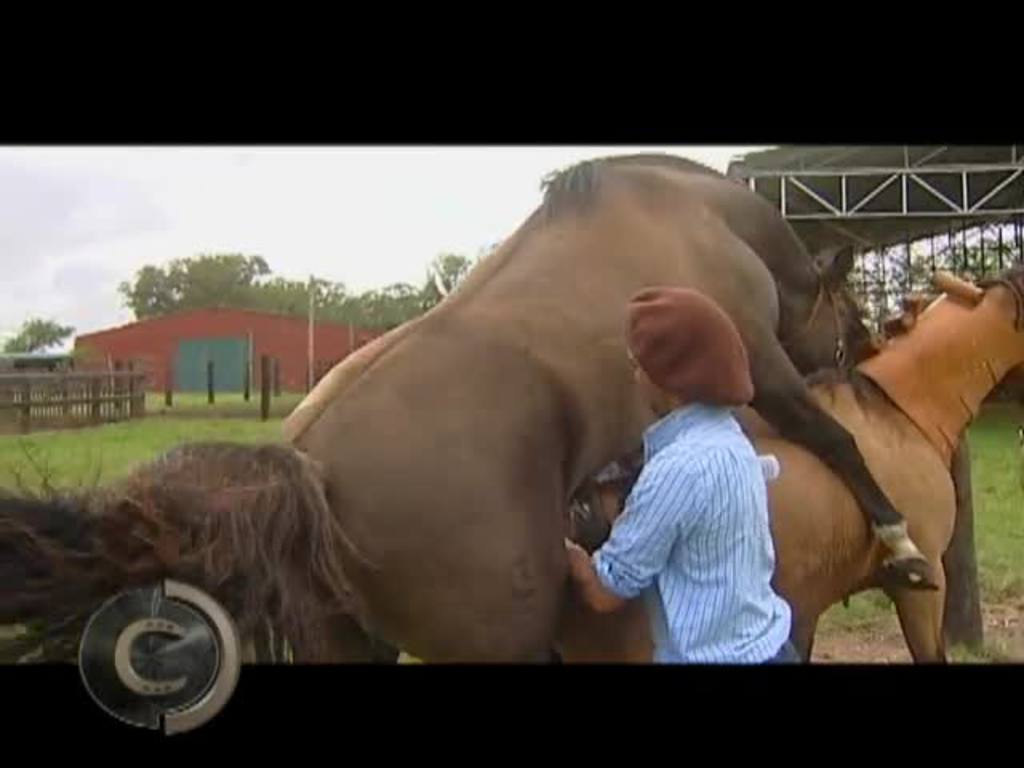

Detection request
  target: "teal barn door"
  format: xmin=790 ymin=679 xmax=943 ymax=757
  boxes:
xmin=174 ymin=337 xmax=249 ymax=392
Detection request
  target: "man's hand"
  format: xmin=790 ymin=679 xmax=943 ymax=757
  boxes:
xmin=564 ymin=538 xmax=627 ymax=614
xmin=565 ymin=538 xmax=591 ymax=573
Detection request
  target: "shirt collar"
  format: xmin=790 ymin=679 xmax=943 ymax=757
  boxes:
xmin=643 ymin=403 xmax=730 ymax=462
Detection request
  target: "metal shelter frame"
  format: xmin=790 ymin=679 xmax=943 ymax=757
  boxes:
xmin=728 ymin=146 xmax=1024 ymax=329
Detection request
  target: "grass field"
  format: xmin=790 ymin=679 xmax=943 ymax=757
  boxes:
xmin=0 ymin=418 xmax=285 ymax=491
xmin=144 ymin=391 xmax=305 ymax=420
xmin=1 ymin=401 xmax=1021 ymax=662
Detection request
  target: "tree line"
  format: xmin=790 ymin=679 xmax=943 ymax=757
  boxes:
xmin=2 ymin=250 xmax=486 ymax=355
xmin=116 ymin=252 xmax=481 ymax=330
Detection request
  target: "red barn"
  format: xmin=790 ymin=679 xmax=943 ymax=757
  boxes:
xmin=75 ymin=308 xmax=379 ymax=393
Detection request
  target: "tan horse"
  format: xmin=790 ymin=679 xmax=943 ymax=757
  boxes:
xmin=558 ymin=267 xmax=1024 ymax=663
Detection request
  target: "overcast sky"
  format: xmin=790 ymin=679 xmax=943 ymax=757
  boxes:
xmin=0 ymin=145 xmax=772 ymax=345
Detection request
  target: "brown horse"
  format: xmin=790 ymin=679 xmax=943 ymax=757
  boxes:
xmin=559 ymin=266 xmax=1024 ymax=663
xmin=0 ymin=153 xmax=902 ymax=663
xmin=276 ymin=153 xmax=923 ymax=660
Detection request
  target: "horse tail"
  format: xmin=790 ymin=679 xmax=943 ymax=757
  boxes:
xmin=0 ymin=442 xmax=362 ymax=662
xmin=0 ymin=492 xmax=108 ymax=660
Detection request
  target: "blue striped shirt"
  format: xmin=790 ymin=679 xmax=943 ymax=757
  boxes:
xmin=592 ymin=404 xmax=792 ymax=663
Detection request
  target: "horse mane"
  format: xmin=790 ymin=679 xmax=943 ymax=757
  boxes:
xmin=0 ymin=442 xmax=361 ymax=662
xmin=539 ymin=153 xmax=725 ymax=220
xmin=805 ymin=367 xmax=894 ymax=411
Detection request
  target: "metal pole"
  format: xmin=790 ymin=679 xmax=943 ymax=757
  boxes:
xmin=979 ymin=223 xmax=986 ymax=277
xmin=962 ymin=222 xmax=970 ymax=278
xmin=904 ymin=235 xmax=913 ymax=292
xmin=948 ymin=223 xmax=955 ymax=272
xmin=1016 ymin=215 xmax=1023 ymax=265
xmin=878 ymin=245 xmax=888 ymax=326
xmin=998 ymin=222 xmax=1005 ymax=271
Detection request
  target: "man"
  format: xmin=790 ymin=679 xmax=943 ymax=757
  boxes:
xmin=564 ymin=287 xmax=799 ymax=664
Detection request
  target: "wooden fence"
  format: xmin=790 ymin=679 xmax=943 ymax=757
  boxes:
xmin=0 ymin=370 xmax=147 ymax=434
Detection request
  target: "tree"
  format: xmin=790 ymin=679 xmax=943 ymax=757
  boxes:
xmin=2 ymin=318 xmax=75 ymax=354
xmin=359 ymin=283 xmax=424 ymax=329
xmin=116 ymin=249 xmax=485 ymax=331
xmin=119 ymin=253 xmax=271 ymax=319
xmin=421 ymin=253 xmax=474 ymax=311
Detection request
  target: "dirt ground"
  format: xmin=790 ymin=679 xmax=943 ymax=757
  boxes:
xmin=5 ymin=602 xmax=1023 ymax=664
xmin=813 ymin=598 xmax=1024 ymax=663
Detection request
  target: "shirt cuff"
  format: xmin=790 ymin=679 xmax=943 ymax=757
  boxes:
xmin=592 ymin=550 xmax=644 ymax=600
xmin=594 ymin=461 xmax=629 ymax=484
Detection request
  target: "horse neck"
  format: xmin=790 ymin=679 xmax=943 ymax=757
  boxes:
xmin=857 ymin=294 xmax=1024 ymax=466
xmin=771 ymin=256 xmax=827 ymax=344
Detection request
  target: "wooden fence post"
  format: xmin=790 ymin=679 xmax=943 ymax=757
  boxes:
xmin=260 ymin=355 xmax=271 ymax=421
xmin=19 ymin=379 xmax=31 ymax=434
xmin=127 ymin=362 xmax=137 ymax=419
xmin=114 ymin=361 xmax=124 ymax=418
xmin=90 ymin=376 xmax=101 ymax=423
xmin=207 ymin=361 xmax=215 ymax=405
xmin=165 ymin=367 xmax=173 ymax=408
xmin=61 ymin=374 xmax=70 ymax=421
xmin=273 ymin=358 xmax=281 ymax=397
xmin=243 ymin=359 xmax=251 ymax=402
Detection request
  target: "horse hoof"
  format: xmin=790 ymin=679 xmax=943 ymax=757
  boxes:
xmin=880 ymin=559 xmax=940 ymax=592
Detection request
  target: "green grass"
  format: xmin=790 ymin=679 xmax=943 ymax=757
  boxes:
xmin=145 ymin=390 xmax=305 ymax=420
xmin=969 ymin=404 xmax=1024 ymax=599
xmin=0 ymin=418 xmax=286 ymax=492
xmin=819 ymin=592 xmax=897 ymax=633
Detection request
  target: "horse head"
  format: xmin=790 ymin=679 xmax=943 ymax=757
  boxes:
xmin=857 ymin=265 xmax=1024 ymax=465
xmin=784 ymin=245 xmax=878 ymax=375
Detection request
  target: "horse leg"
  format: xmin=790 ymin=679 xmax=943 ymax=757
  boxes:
xmin=791 ymin=615 xmax=819 ymax=662
xmin=748 ymin=342 xmax=936 ymax=592
xmin=886 ymin=574 xmax=948 ymax=663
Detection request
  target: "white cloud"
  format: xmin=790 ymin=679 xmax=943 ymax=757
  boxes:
xmin=0 ymin=145 xmax=772 ymax=339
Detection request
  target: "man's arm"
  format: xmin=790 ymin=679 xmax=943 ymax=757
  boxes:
xmin=566 ymin=458 xmax=708 ymax=611
xmin=565 ymin=539 xmax=626 ymax=613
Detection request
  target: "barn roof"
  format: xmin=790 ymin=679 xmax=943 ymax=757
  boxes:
xmin=76 ymin=306 xmax=363 ymax=342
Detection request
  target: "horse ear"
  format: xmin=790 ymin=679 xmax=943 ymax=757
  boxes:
xmin=820 ymin=245 xmax=855 ymax=288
